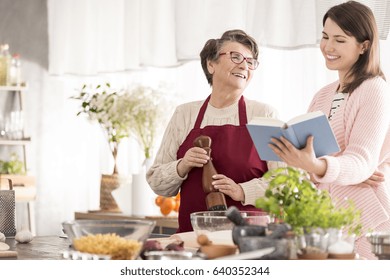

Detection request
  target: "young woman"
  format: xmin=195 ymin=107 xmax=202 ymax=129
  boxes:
xmin=270 ymin=1 xmax=390 ymax=259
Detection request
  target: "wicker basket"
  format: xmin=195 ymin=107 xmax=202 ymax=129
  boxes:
xmin=99 ymin=174 xmax=122 ymax=213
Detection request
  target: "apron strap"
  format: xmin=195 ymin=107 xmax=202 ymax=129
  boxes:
xmin=194 ymin=95 xmax=211 ymax=129
xmin=238 ymin=96 xmax=247 ymax=125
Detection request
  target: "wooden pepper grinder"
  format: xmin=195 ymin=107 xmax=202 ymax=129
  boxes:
xmin=193 ymin=135 xmax=227 ymax=211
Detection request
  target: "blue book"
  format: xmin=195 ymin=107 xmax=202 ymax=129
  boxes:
xmin=246 ymin=111 xmax=340 ymax=162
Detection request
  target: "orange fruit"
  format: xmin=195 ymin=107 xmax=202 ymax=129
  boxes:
xmin=173 ymin=193 xmax=180 ymax=212
xmin=155 ymin=196 xmax=164 ymax=206
xmin=160 ymin=206 xmax=171 ymax=216
xmin=173 ymin=200 xmax=180 ymax=212
xmin=160 ymin=197 xmax=175 ymax=216
xmin=175 ymin=192 xmax=180 ymax=201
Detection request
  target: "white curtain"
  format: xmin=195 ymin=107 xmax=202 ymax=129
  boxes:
xmin=48 ymin=0 xmax=178 ymax=74
xmin=31 ymin=0 xmax=390 ymax=235
xmin=48 ymin=0 xmax=390 ymax=75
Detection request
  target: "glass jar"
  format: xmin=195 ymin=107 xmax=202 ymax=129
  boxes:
xmin=0 ymin=44 xmax=11 ymax=86
xmin=327 ymin=228 xmax=355 ymax=254
xmin=296 ymin=228 xmax=329 ymax=259
xmin=9 ymin=54 xmax=22 ymax=86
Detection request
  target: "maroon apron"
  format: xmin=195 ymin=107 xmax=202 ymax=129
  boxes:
xmin=176 ymin=95 xmax=268 ymax=232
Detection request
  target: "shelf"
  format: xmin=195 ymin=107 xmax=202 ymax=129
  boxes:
xmin=0 ymin=137 xmax=31 ymax=145
xmin=0 ymin=174 xmax=35 ymax=187
xmin=0 ymin=83 xmax=35 ymax=235
xmin=0 ymin=85 xmax=27 ymax=91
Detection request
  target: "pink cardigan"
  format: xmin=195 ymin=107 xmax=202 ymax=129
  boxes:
xmin=309 ymin=77 xmax=390 ymax=258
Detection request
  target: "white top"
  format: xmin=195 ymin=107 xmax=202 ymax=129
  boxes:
xmin=328 ymin=92 xmax=348 ymax=120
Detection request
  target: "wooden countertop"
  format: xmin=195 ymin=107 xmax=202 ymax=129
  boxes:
xmin=3 ymin=236 xmax=71 ymax=260
xmin=2 ymin=233 xmax=169 ymax=260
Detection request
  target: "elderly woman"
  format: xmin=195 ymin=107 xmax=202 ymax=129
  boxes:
xmin=147 ymin=29 xmax=281 ymax=232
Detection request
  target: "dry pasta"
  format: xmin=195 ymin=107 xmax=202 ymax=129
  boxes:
xmin=73 ymin=233 xmax=142 ymax=260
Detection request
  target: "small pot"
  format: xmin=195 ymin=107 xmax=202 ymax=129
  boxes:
xmin=366 ymin=232 xmax=390 ymax=259
xmin=297 ymin=251 xmax=328 ymax=260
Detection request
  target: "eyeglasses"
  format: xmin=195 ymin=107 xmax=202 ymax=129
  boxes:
xmin=219 ymin=51 xmax=259 ymax=70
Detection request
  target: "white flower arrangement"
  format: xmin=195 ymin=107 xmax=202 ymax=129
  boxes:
xmin=72 ymin=83 xmax=171 ymax=174
xmin=125 ymin=85 xmax=170 ymax=160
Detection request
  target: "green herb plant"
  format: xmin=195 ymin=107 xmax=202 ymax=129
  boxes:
xmin=255 ymin=167 xmax=361 ymax=236
xmin=0 ymin=153 xmax=26 ymax=175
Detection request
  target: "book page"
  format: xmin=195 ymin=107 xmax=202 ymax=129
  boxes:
xmin=248 ymin=117 xmax=285 ymax=127
xmin=287 ymin=111 xmax=324 ymax=126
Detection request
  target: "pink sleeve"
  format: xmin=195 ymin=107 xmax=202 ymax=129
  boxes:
xmin=314 ymin=79 xmax=390 ymax=185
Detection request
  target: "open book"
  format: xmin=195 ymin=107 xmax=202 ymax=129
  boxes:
xmin=246 ymin=111 xmax=340 ymax=161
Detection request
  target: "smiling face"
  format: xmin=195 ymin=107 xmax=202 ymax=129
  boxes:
xmin=320 ymin=18 xmax=367 ymax=81
xmin=207 ymin=41 xmax=255 ymax=93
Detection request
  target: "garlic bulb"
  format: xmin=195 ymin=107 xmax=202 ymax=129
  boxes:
xmin=0 ymin=232 xmax=5 ymax=242
xmin=0 ymin=242 xmax=10 ymax=251
xmin=0 ymin=242 xmax=9 ymax=251
xmin=15 ymin=230 xmax=34 ymax=244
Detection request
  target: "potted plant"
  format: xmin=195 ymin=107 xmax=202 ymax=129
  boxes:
xmin=322 ymin=200 xmax=361 ymax=258
xmin=73 ymin=83 xmax=136 ymax=174
xmin=72 ymin=83 xmax=172 ymax=213
xmin=255 ymin=167 xmax=361 ymax=259
xmin=72 ymin=83 xmax=137 ymax=212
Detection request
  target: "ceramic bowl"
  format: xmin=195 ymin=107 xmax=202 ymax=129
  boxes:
xmin=62 ymin=219 xmax=156 ymax=259
xmin=190 ymin=210 xmax=270 ymax=245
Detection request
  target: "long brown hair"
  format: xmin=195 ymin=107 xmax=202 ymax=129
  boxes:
xmin=199 ymin=29 xmax=258 ymax=86
xmin=323 ymin=1 xmax=385 ymax=93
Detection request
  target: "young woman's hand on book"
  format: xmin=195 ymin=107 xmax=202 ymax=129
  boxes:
xmin=269 ymin=135 xmax=327 ymax=177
